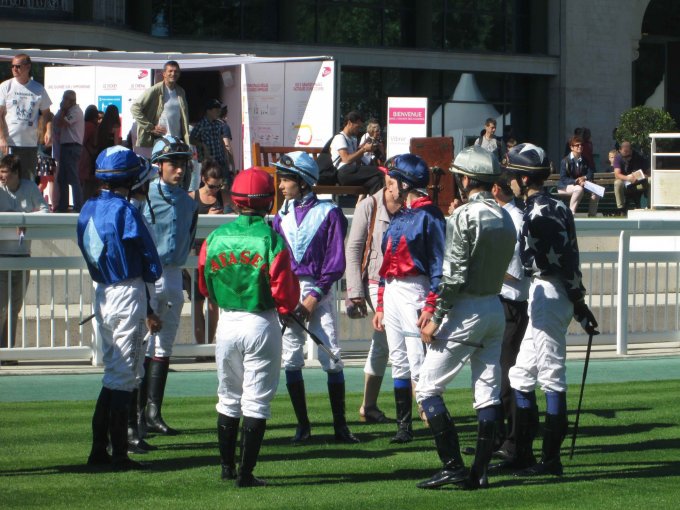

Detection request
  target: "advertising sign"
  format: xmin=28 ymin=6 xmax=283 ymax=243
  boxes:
xmin=386 ymin=97 xmax=428 ymax=158
xmin=45 ymin=66 xmax=152 ymax=142
xmin=242 ymin=60 xmax=335 ymax=166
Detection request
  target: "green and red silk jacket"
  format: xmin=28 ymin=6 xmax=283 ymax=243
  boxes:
xmin=198 ymin=214 xmax=299 ymax=314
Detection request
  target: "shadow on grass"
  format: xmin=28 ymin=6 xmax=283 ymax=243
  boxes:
xmin=570 ymin=421 xmax=675 ymax=443
xmin=492 ymin=459 xmax=680 ymax=488
xmin=263 ymin=467 xmax=437 ymax=486
xmin=571 ymin=436 xmax=680 ymax=455
xmin=568 ymin=406 xmax=650 ymax=420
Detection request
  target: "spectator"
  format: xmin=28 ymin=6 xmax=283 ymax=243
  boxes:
xmin=603 ymin=149 xmax=617 ymax=173
xmin=359 ymin=119 xmax=385 ymax=166
xmin=0 ymin=53 xmax=53 ymax=180
xmin=345 ymin=165 xmax=401 ymax=424
xmin=613 ymin=140 xmax=650 ymax=214
xmin=0 ymin=155 xmax=49 ymax=365
xmin=558 ymin=135 xmax=598 ymax=217
xmin=190 ymin=99 xmax=231 ymax=182
xmin=330 ymin=111 xmax=385 ymax=195
xmin=220 ymin=105 xmax=235 ymax=175
xmin=581 ymin=128 xmax=596 ymax=170
xmin=564 ymin=128 xmax=584 ymax=157
xmin=95 ymin=105 xmax=122 ymax=157
xmin=474 ymin=118 xmax=504 ymax=162
xmin=503 ymin=137 xmax=517 ymax=166
xmin=79 ymin=105 xmax=100 ymax=202
xmin=130 ymin=60 xmax=190 ymax=159
xmin=36 ymin=114 xmax=57 ymax=209
xmin=186 ymin=160 xmax=230 ymax=361
xmin=53 ymin=90 xmax=85 ymax=212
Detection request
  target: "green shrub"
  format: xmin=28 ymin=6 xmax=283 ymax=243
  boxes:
xmin=616 ymin=106 xmax=677 ymax=156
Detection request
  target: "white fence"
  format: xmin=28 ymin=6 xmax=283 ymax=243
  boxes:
xmin=1 ymin=213 xmax=679 ymax=365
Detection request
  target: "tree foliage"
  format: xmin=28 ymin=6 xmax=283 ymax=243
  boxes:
xmin=616 ymin=106 xmax=677 ymax=156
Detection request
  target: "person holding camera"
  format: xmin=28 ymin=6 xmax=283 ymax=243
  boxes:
xmin=330 ymin=111 xmax=385 ymax=194
xmin=345 ymin=163 xmax=401 ymax=424
xmin=359 ymin=120 xmax=386 ymax=166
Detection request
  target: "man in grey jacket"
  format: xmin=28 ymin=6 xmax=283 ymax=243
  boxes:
xmin=345 ymin=166 xmax=400 ymax=423
xmin=130 ymin=61 xmax=190 ymax=158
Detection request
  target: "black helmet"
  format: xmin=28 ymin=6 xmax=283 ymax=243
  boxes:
xmin=505 ymin=143 xmax=551 ymax=178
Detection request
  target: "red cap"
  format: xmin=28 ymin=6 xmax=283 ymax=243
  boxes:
xmin=231 ymin=167 xmax=275 ymax=211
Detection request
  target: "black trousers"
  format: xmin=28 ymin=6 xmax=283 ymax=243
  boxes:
xmin=499 ymin=297 xmax=529 ymax=429
xmin=337 ymin=163 xmax=384 ymax=195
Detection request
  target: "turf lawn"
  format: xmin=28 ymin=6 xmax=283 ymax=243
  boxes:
xmin=2 ymin=379 xmax=679 ymax=509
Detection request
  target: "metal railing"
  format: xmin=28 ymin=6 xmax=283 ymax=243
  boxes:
xmin=1 ymin=213 xmax=679 ymax=365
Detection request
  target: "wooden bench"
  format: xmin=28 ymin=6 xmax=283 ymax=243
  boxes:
xmin=251 ymin=142 xmax=365 ymax=203
xmin=545 ymin=172 xmax=618 ymax=216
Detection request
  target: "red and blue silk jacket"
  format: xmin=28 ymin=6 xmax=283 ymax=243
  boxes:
xmin=377 ymin=196 xmax=445 ymax=313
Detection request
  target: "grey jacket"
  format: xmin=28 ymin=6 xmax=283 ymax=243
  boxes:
xmin=433 ymin=190 xmax=516 ymax=324
xmin=130 ymin=81 xmax=190 ymax=148
xmin=345 ymin=188 xmax=393 ymax=299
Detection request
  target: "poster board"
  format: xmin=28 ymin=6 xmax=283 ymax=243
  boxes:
xmin=242 ymin=60 xmax=335 ymax=167
xmin=386 ymin=97 xmax=428 ymax=159
xmin=45 ymin=66 xmax=152 ymax=140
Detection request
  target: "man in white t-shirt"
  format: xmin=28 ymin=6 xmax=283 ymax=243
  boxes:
xmin=130 ymin=61 xmax=190 ymax=159
xmin=329 ymin=111 xmax=384 ymax=195
xmin=474 ymin=118 xmax=504 ymax=163
xmin=0 ymin=53 xmax=53 ymax=181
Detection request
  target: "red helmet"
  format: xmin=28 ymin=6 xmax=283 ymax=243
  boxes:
xmin=231 ymin=167 xmax=275 ymax=211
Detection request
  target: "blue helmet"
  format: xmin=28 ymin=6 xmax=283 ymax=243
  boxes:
xmin=151 ymin=135 xmax=192 ymax=164
xmin=131 ymin=156 xmax=156 ymax=191
xmin=273 ymin=151 xmax=319 ymax=188
xmin=505 ymin=143 xmax=551 ymax=177
xmin=387 ymin=154 xmax=430 ymax=193
xmin=95 ymin=146 xmax=142 ymax=184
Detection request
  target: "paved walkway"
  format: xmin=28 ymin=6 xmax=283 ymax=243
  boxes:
xmin=1 ymin=344 xmax=678 ymax=403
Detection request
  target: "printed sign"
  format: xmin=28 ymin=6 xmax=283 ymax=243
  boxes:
xmin=386 ymin=97 xmax=428 ymax=158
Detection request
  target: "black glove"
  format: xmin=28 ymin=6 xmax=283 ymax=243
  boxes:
xmin=294 ymin=303 xmax=311 ymax=323
xmin=346 ymin=298 xmax=368 ymax=319
xmin=573 ymin=300 xmax=599 ymax=336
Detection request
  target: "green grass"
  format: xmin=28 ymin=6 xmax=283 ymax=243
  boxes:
xmin=2 ymin=380 xmax=680 ymax=509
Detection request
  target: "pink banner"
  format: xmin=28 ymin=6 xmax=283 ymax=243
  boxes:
xmin=389 ymin=107 xmax=426 ymax=125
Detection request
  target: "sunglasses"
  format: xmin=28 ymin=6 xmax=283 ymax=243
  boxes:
xmin=206 ymin=183 xmax=223 ymax=190
xmin=11 ymin=63 xmax=27 ymax=69
xmin=571 ymin=144 xmax=583 ymax=148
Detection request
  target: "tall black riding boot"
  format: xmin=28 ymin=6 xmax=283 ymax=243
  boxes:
xmin=493 ymin=403 xmax=506 ymax=452
xmin=328 ymin=382 xmax=359 ymax=443
xmin=87 ymin=387 xmax=112 ymax=466
xmin=417 ymin=411 xmax=467 ymax=489
xmin=517 ymin=413 xmax=567 ymax=477
xmin=128 ymin=388 xmax=156 ymax=453
xmin=462 ymin=420 xmax=496 ymax=490
xmin=390 ymin=386 xmax=413 ymax=444
xmin=144 ymin=358 xmax=179 ymax=436
xmin=110 ymin=390 xmax=145 ymax=471
xmin=138 ymin=357 xmax=151 ymax=438
xmin=235 ymin=417 xmax=267 ymax=488
xmin=218 ymin=413 xmax=240 ymax=480
xmin=492 ymin=404 xmax=538 ymax=470
xmin=286 ymin=380 xmax=311 ymax=444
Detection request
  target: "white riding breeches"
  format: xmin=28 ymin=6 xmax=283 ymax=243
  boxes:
xmin=416 ymin=294 xmax=505 ymax=410
xmin=147 ymin=265 xmax=185 ymax=358
xmin=215 ymin=309 xmax=282 ymax=420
